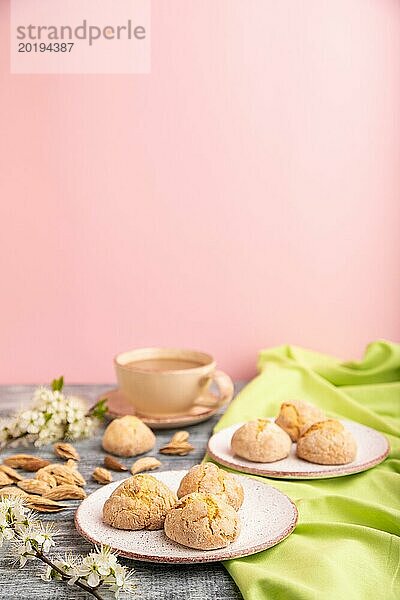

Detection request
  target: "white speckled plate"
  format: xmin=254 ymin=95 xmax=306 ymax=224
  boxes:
xmin=207 ymin=419 xmax=390 ymax=479
xmin=75 ymin=470 xmax=297 ymax=563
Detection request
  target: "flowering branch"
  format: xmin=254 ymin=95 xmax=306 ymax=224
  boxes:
xmin=0 ymin=497 xmax=134 ymax=598
xmin=37 ymin=552 xmax=104 ymax=599
xmin=0 ymin=378 xmax=108 ymax=450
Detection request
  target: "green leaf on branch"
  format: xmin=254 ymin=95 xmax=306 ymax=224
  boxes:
xmin=88 ymin=398 xmax=108 ymax=420
xmin=51 ymin=376 xmax=64 ymax=392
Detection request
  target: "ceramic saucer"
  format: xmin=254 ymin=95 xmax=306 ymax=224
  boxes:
xmin=75 ymin=470 xmax=298 ymax=563
xmin=99 ymin=389 xmax=220 ymax=429
xmin=207 ymin=419 xmax=389 ymax=479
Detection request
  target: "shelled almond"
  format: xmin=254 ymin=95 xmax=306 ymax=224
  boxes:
xmin=0 ymin=465 xmax=24 ymax=482
xmin=41 ymin=463 xmax=86 ymax=487
xmin=104 ymin=455 xmax=128 ymax=472
xmin=130 ymin=457 xmax=161 ymax=475
xmin=44 ymin=484 xmax=87 ymax=500
xmin=25 ymin=495 xmax=65 ymax=512
xmin=66 ymin=459 xmax=79 ymax=470
xmin=0 ymin=471 xmax=14 ymax=486
xmin=3 ymin=454 xmax=50 ymax=472
xmin=160 ymin=431 xmax=194 ymax=456
xmin=53 ymin=442 xmax=80 ymax=461
xmin=35 ymin=470 xmax=57 ymax=488
xmin=92 ymin=467 xmax=112 ymax=484
xmin=0 ymin=486 xmax=28 ymax=498
xmin=17 ymin=479 xmax=51 ymax=496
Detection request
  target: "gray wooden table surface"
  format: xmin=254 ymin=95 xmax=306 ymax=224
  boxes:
xmin=0 ymin=384 xmax=246 ymax=600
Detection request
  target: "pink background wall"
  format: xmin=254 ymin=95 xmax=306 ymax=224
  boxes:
xmin=1 ymin=0 xmax=399 ymax=384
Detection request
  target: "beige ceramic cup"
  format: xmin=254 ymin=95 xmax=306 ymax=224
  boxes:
xmin=114 ymin=348 xmax=234 ymax=418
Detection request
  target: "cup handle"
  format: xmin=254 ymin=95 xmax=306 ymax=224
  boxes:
xmin=194 ymin=370 xmax=234 ymax=409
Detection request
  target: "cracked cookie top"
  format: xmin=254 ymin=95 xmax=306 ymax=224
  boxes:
xmin=164 ymin=492 xmax=240 ymax=550
xmin=177 ymin=463 xmax=244 ymax=511
xmin=102 ymin=474 xmax=177 ymax=530
xmin=231 ymin=419 xmax=291 ymax=463
xmin=275 ymin=400 xmax=326 ymax=441
xmin=296 ymin=419 xmax=357 ymax=465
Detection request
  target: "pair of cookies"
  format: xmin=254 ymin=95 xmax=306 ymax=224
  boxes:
xmin=231 ymin=400 xmax=357 ymax=465
xmin=103 ymin=463 xmax=243 ymax=550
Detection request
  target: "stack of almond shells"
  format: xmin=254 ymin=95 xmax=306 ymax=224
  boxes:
xmin=0 ymin=443 xmax=87 ymax=512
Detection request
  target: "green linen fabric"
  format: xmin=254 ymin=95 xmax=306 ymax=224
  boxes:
xmin=213 ymin=340 xmax=400 ymax=600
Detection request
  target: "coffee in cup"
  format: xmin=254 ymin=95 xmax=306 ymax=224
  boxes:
xmin=114 ymin=348 xmax=233 ymax=418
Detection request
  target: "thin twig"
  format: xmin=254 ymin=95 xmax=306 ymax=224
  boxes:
xmin=3 ymin=432 xmax=28 ymax=448
xmin=36 ymin=551 xmax=104 ymax=600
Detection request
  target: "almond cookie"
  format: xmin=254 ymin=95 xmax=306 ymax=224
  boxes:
xmin=231 ymin=419 xmax=291 ymax=463
xmin=296 ymin=420 xmax=357 ymax=465
xmin=102 ymin=415 xmax=155 ymax=457
xmin=103 ymin=474 xmax=177 ymax=530
xmin=177 ymin=463 xmax=244 ymax=510
xmin=275 ymin=400 xmax=326 ymax=441
xmin=164 ymin=492 xmax=240 ymax=550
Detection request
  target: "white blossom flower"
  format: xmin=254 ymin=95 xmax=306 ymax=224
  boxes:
xmin=36 ymin=527 xmax=56 ymax=553
xmin=105 ymin=563 xmax=136 ymax=598
xmin=35 ymin=420 xmax=65 ymax=447
xmin=0 ymin=497 xmax=32 ymax=549
xmin=48 ymin=401 xmax=66 ymax=425
xmin=71 ymin=553 xmax=101 ymax=587
xmin=65 ymin=396 xmax=85 ymax=418
xmin=0 ymin=500 xmax=19 ymax=546
xmin=15 ymin=522 xmax=56 ymax=566
xmin=67 ymin=545 xmax=135 ymax=596
xmin=0 ymin=524 xmax=14 ymax=546
xmin=67 ymin=419 xmax=89 ymax=440
xmin=32 ymin=386 xmax=54 ymax=407
xmin=0 ymin=380 xmax=105 ymax=450
xmin=0 ymin=502 xmax=133 ymax=598
xmin=96 ymin=545 xmax=119 ymax=575
xmin=17 ymin=411 xmax=31 ymax=432
xmin=1 ymin=416 xmax=24 ymax=442
xmin=0 ymin=496 xmax=31 ymax=531
xmin=20 ymin=411 xmax=46 ymax=434
xmin=41 ymin=553 xmax=78 ymax=582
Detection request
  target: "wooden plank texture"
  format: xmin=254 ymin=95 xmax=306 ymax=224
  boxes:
xmin=0 ymin=384 xmax=245 ymax=600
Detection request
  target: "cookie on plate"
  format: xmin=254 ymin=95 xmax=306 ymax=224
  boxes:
xmin=177 ymin=463 xmax=244 ymax=510
xmin=103 ymin=474 xmax=177 ymax=530
xmin=296 ymin=420 xmax=357 ymax=465
xmin=231 ymin=419 xmax=291 ymax=463
xmin=275 ymin=400 xmax=326 ymax=441
xmin=164 ymin=492 xmax=240 ymax=550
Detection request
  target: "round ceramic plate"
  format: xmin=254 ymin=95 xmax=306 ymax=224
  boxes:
xmin=100 ymin=389 xmax=219 ymax=429
xmin=75 ymin=470 xmax=297 ymax=563
xmin=207 ymin=419 xmax=389 ymax=479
